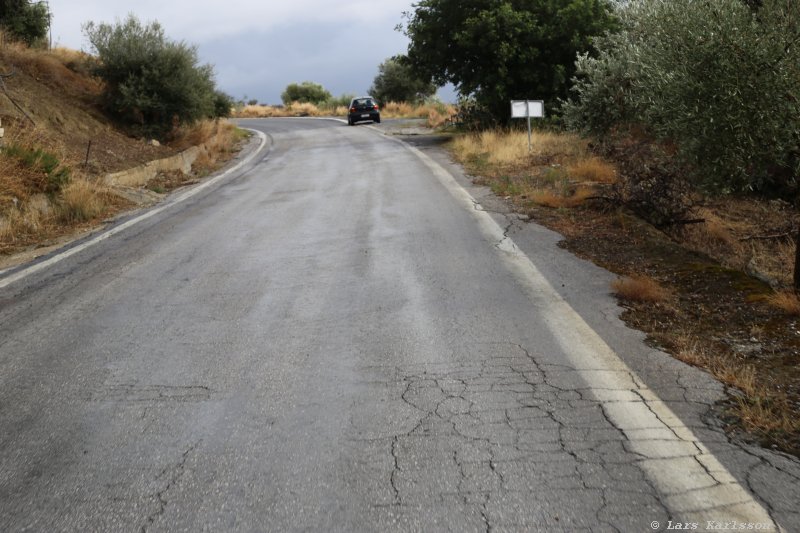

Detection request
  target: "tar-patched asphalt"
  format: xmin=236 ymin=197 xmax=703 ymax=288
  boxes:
xmin=1 ymin=118 xmax=798 ymax=532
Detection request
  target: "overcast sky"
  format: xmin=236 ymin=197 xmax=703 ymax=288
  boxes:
xmin=48 ymin=0 xmax=454 ymax=104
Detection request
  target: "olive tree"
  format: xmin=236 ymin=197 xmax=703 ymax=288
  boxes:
xmin=564 ymin=0 xmax=800 ymax=194
xmin=84 ymin=15 xmax=220 ymax=137
xmin=280 ymin=82 xmax=331 ymax=106
xmin=563 ymin=0 xmax=800 ymax=287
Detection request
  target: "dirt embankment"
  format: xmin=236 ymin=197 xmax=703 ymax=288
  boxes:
xmin=0 ymin=45 xmax=173 ymax=174
xmin=0 ymin=45 xmax=244 ymax=264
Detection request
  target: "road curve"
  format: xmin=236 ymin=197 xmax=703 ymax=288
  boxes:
xmin=0 ymin=118 xmax=797 ymax=532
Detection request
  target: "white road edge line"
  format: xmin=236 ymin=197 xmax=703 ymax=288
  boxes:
xmin=0 ymin=130 xmax=268 ymax=290
xmin=396 ymin=138 xmax=781 ymax=530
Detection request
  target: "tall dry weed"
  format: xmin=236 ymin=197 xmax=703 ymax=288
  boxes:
xmin=767 ymin=290 xmax=800 ymax=316
xmin=57 ymin=179 xmax=106 ymax=223
xmin=382 ymin=102 xmax=414 ymax=117
xmin=567 ymin=157 xmax=617 ymax=183
xmin=531 ymin=186 xmax=595 ymax=209
xmin=611 ymin=275 xmax=671 ymax=303
xmin=287 ymin=102 xmax=322 ymax=116
xmin=169 ymin=119 xmax=241 ymax=170
xmin=674 ymin=334 xmax=799 ymax=436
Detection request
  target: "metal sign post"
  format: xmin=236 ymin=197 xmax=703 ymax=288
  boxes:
xmin=511 ymin=100 xmax=544 ymax=152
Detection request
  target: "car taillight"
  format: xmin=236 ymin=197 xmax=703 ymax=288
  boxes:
xmin=373 ymin=105 xmax=379 ymax=110
xmin=350 ymin=107 xmax=356 ymax=112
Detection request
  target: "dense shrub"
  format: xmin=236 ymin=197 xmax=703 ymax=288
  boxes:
xmin=280 ymin=82 xmax=331 ymax=106
xmin=213 ymin=91 xmax=235 ymax=118
xmin=563 ymin=0 xmax=800 ymax=196
xmin=0 ymin=0 xmax=49 ymax=46
xmin=84 ymin=15 xmax=222 ymax=137
xmin=325 ymin=93 xmax=356 ymax=109
xmin=369 ymin=55 xmax=436 ymax=105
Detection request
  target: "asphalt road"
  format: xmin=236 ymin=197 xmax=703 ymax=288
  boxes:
xmin=1 ymin=118 xmax=798 ymax=532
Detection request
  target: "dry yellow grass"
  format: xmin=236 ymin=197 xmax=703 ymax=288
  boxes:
xmin=737 ymin=395 xmax=799 ymax=434
xmin=426 ymin=108 xmax=450 ymax=129
xmin=0 ymin=42 xmax=100 ymax=94
xmin=747 ymin=238 xmax=796 ymax=287
xmin=675 ymin=337 xmax=756 ymax=394
xmin=0 ymin=203 xmax=45 ymax=244
xmin=57 ymin=179 xmax=107 ymax=223
xmin=451 ymin=130 xmax=530 ymax=167
xmin=611 ymin=275 xmax=671 ymax=303
xmin=237 ymin=104 xmax=282 ymax=118
xmin=674 ymin=334 xmax=799 ymax=436
xmin=170 ymin=119 xmax=243 ymax=172
xmin=233 ymin=100 xmax=456 ymax=123
xmin=531 ymin=186 xmax=595 ymax=208
xmin=680 ymin=202 xmax=795 ymax=287
xmin=532 ymin=131 xmax=588 ymax=162
xmin=767 ymin=290 xmax=800 ymax=316
xmin=288 ymin=102 xmax=322 ymax=116
xmin=452 ymin=129 xmax=592 ymax=170
xmin=382 ymin=102 xmax=414 ymax=116
xmin=567 ymin=157 xmax=617 ymax=184
xmin=682 ymin=209 xmax=747 ymax=270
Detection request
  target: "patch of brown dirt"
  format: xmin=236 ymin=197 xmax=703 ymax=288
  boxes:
xmin=0 ymin=48 xmax=174 ymax=174
xmin=528 ymin=203 xmax=800 ymax=456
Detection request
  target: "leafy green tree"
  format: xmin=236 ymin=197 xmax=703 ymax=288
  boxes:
xmin=369 ymin=55 xmax=436 ymax=104
xmin=280 ymin=82 xmax=332 ymax=105
xmin=564 ymin=0 xmax=800 ymax=195
xmin=400 ymin=0 xmax=617 ymax=122
xmin=563 ymin=0 xmax=800 ymax=287
xmin=0 ymin=0 xmax=49 ymax=46
xmin=84 ymin=15 xmax=221 ymax=137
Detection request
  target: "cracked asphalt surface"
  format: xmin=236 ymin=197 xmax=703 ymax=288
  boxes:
xmin=1 ymin=118 xmax=799 ymax=532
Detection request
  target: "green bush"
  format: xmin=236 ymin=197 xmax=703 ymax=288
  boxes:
xmin=324 ymin=93 xmax=356 ymax=109
xmin=563 ymin=0 xmax=800 ymax=196
xmin=369 ymin=55 xmax=436 ymax=104
xmin=0 ymin=0 xmax=49 ymax=46
xmin=213 ymin=91 xmax=235 ymax=118
xmin=280 ymin=82 xmax=332 ymax=106
xmin=83 ymin=15 xmax=222 ymax=137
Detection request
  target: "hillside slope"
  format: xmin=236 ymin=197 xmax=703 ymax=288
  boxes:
xmin=0 ymin=44 xmax=243 ymax=262
xmin=0 ymin=44 xmax=173 ymax=175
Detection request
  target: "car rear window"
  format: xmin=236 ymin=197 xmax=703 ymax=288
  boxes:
xmin=354 ymin=99 xmax=373 ymax=106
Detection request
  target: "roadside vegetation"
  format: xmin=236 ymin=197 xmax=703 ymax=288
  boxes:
xmin=234 ymin=99 xmax=456 ymax=129
xmin=234 ymin=60 xmax=454 ymax=127
xmin=420 ymin=0 xmax=800 ymax=453
xmin=83 ymin=15 xmax=234 ymax=138
xmin=0 ymin=14 xmax=245 ymax=259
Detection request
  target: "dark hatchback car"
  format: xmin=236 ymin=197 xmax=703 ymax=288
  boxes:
xmin=347 ymin=97 xmax=380 ymax=125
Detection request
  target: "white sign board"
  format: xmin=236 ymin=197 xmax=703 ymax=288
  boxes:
xmin=511 ymin=100 xmax=544 ymax=118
